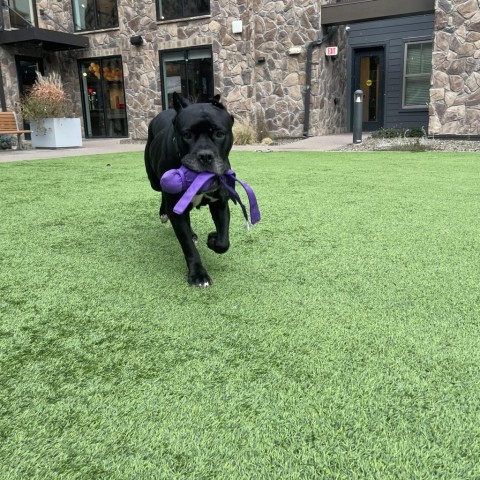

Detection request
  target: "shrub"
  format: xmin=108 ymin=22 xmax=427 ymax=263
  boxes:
xmin=233 ymin=120 xmax=257 ymax=145
xmin=386 ymin=138 xmax=428 ymax=152
xmin=371 ymin=127 xmax=426 ymax=139
xmin=371 ymin=128 xmax=402 ymax=139
xmin=404 ymin=128 xmax=425 ymax=138
xmin=19 ymin=71 xmax=69 ymax=122
xmin=0 ymin=135 xmax=14 ymax=150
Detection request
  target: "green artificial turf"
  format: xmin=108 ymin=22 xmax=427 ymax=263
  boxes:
xmin=1 ymin=151 xmax=479 ymax=479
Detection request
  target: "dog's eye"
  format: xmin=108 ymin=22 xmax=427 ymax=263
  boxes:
xmin=183 ymin=132 xmax=193 ymax=140
xmin=215 ymin=131 xmax=226 ymax=139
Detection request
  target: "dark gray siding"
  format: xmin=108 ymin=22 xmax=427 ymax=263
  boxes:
xmin=345 ymin=14 xmax=434 ymax=131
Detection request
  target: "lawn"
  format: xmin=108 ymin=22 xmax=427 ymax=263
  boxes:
xmin=1 ymin=151 xmax=479 ymax=479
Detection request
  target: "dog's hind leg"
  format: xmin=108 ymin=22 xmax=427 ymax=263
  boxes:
xmin=159 ymin=194 xmax=169 ymax=224
xmin=184 ymin=213 xmax=198 ymax=244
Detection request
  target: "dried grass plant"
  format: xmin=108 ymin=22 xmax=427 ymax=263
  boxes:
xmin=20 ymin=71 xmax=69 ymax=122
xmin=233 ymin=120 xmax=258 ymax=145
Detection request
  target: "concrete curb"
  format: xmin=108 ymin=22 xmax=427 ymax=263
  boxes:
xmin=0 ymin=134 xmax=356 ymax=163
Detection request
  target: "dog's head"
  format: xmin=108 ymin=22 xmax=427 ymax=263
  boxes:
xmin=172 ymin=93 xmax=234 ymax=175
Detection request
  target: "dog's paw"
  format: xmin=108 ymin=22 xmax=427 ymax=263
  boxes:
xmin=160 ymin=214 xmax=169 ymax=224
xmin=207 ymin=232 xmax=230 ymax=254
xmin=188 ymin=268 xmax=212 ymax=288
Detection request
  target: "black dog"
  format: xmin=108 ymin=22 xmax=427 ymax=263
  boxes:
xmin=145 ymin=93 xmax=235 ymax=287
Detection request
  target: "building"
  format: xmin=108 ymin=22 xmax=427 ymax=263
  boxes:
xmin=322 ymin=0 xmax=480 ymax=136
xmin=1 ymin=0 xmax=479 ymax=141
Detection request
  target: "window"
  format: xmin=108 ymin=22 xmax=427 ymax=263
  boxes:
xmin=156 ymin=0 xmax=210 ymax=21
xmin=72 ymin=0 xmax=118 ymax=31
xmin=403 ymin=41 xmax=432 ymax=108
xmin=9 ymin=0 xmax=36 ymax=28
xmin=79 ymin=56 xmax=128 ymax=137
xmin=160 ymin=47 xmax=214 ymax=109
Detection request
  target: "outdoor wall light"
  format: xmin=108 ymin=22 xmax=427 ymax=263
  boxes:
xmin=232 ymin=20 xmax=242 ymax=34
xmin=288 ymin=47 xmax=302 ymax=55
xmin=130 ymin=35 xmax=143 ymax=46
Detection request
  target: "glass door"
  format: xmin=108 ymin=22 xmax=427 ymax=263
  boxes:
xmin=79 ymin=57 xmax=127 ymax=138
xmin=15 ymin=56 xmax=44 ymax=137
xmin=353 ymin=48 xmax=385 ymax=131
xmin=79 ymin=57 xmax=128 ymax=137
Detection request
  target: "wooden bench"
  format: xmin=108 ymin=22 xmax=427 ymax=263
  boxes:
xmin=0 ymin=112 xmax=32 ymax=150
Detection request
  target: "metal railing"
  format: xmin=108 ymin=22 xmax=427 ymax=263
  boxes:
xmin=1 ymin=2 xmax=34 ymax=30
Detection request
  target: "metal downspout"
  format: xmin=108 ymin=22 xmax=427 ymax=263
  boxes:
xmin=303 ymin=26 xmax=339 ymax=137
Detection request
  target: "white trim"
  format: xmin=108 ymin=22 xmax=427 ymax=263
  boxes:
xmin=402 ymin=40 xmax=432 ymax=109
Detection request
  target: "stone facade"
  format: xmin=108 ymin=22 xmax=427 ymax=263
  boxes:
xmin=430 ymin=0 xmax=480 ymax=135
xmin=3 ymin=1 xmax=479 ymax=139
xmin=314 ymin=25 xmax=348 ymax=135
xmin=1 ymin=0 xmax=346 ymax=140
xmin=252 ymin=0 xmax=319 ymax=136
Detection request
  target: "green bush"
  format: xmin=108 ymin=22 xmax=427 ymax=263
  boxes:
xmin=371 ymin=127 xmax=426 ymax=139
xmin=404 ymin=128 xmax=425 ymax=138
xmin=386 ymin=138 xmax=428 ymax=152
xmin=0 ymin=135 xmax=14 ymax=150
xmin=371 ymin=128 xmax=401 ymax=139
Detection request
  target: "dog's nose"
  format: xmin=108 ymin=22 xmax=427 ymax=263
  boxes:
xmin=197 ymin=150 xmax=214 ymax=165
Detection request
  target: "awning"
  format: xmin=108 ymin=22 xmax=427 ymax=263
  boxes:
xmin=322 ymin=0 xmax=435 ymax=26
xmin=0 ymin=27 xmax=88 ymax=51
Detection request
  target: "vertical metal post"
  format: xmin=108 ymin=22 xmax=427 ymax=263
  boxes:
xmin=0 ymin=64 xmax=6 ymax=112
xmin=353 ymin=90 xmax=363 ymax=144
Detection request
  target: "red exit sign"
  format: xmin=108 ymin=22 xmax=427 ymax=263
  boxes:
xmin=326 ymin=46 xmax=338 ymax=56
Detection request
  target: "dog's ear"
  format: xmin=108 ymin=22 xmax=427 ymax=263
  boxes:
xmin=210 ymin=94 xmax=226 ymax=110
xmin=173 ymin=92 xmax=190 ymax=112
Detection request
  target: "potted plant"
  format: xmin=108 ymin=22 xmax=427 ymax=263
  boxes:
xmin=19 ymin=71 xmax=82 ymax=148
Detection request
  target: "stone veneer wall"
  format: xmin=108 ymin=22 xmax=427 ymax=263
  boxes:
xmin=313 ymin=24 xmax=347 ymax=135
xmin=1 ymin=0 xmax=347 ymax=139
xmin=253 ymin=0 xmax=320 ymax=137
xmin=430 ymin=0 xmax=480 ymax=135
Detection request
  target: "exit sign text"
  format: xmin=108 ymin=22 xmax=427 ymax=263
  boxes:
xmin=326 ymin=46 xmax=338 ymax=56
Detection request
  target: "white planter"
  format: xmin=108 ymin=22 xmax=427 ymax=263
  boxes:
xmin=30 ymin=118 xmax=83 ymax=148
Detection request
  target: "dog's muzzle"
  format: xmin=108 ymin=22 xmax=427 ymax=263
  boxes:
xmin=181 ymin=151 xmax=229 ymax=175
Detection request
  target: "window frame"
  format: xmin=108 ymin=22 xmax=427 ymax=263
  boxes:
xmin=402 ymin=40 xmax=432 ymax=110
xmin=156 ymin=0 xmax=210 ymax=22
xmin=9 ymin=0 xmax=38 ymax=28
xmin=78 ymin=55 xmax=128 ymax=138
xmin=72 ymin=0 xmax=119 ymax=32
xmin=159 ymin=46 xmax=214 ymax=110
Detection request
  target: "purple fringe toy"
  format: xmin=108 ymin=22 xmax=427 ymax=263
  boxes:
xmin=161 ymin=166 xmax=260 ymax=225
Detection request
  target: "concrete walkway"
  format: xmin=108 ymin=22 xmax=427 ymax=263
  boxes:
xmin=0 ymin=133 xmax=355 ymax=163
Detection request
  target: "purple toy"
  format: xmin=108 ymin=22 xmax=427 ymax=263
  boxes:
xmin=160 ymin=166 xmax=260 ymax=225
xmin=161 ymin=166 xmax=218 ymax=195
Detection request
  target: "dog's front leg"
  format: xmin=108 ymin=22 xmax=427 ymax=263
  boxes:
xmin=165 ymin=197 xmax=212 ymax=287
xmin=207 ymin=199 xmax=230 ymax=254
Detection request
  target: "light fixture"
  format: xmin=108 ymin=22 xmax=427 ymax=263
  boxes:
xmin=130 ymin=35 xmax=143 ymax=46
